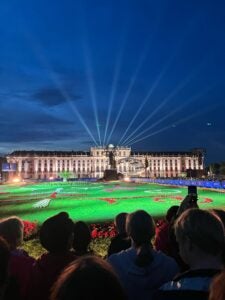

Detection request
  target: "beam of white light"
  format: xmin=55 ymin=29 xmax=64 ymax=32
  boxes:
xmin=49 ymin=74 xmax=99 ymax=146
xmin=125 ymin=86 xmax=214 ymax=146
xmin=106 ymin=44 xmax=150 ymax=145
xmin=119 ymin=15 xmax=205 ymax=146
xmin=127 ymin=104 xmax=217 ymax=147
xmin=83 ymin=43 xmax=102 ymax=146
xmin=118 ymin=61 xmax=171 ymax=146
xmin=25 ymin=33 xmax=98 ymax=146
xmin=103 ymin=47 xmax=124 ymax=146
xmin=121 ymin=64 xmax=203 ymax=146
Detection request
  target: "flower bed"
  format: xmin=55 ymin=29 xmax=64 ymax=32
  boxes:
xmin=90 ymin=222 xmax=116 ymax=239
xmin=23 ymin=220 xmax=38 ymax=240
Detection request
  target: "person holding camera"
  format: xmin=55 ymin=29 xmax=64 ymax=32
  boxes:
xmin=157 ymin=208 xmax=225 ymax=300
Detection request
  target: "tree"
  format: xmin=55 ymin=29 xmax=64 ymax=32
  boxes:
xmin=58 ymin=171 xmax=73 ymax=182
xmin=208 ymin=163 xmax=220 ymax=176
xmin=219 ymin=162 xmax=225 ymax=176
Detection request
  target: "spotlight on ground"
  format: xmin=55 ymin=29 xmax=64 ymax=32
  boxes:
xmin=12 ymin=177 xmax=21 ymax=183
xmin=124 ymin=176 xmax=130 ymax=182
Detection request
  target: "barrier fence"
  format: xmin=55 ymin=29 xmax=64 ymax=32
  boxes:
xmin=131 ymin=178 xmax=225 ymax=189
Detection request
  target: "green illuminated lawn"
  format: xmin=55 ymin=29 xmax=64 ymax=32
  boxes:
xmin=0 ymin=181 xmax=224 ymax=223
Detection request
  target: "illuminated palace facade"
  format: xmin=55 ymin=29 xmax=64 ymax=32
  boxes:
xmin=7 ymin=146 xmax=204 ymax=179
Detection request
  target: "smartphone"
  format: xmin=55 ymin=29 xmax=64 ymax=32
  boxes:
xmin=188 ymin=185 xmax=198 ymax=202
xmin=188 ymin=185 xmax=197 ymax=195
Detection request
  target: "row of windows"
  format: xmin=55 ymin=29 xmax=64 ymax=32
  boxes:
xmin=36 ymin=166 xmax=131 ymax=172
xmin=20 ymin=158 xmax=198 ymax=168
xmin=36 ymin=159 xmax=109 ymax=166
xmin=149 ymin=159 xmax=178 ymax=164
xmin=94 ymin=151 xmax=127 ymax=156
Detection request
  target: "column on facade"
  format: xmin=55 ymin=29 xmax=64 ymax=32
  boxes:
xmin=177 ymin=159 xmax=181 ymax=174
xmin=185 ymin=158 xmax=188 ymax=170
xmin=195 ymin=158 xmax=199 ymax=170
xmin=18 ymin=159 xmax=22 ymax=173
xmin=172 ymin=158 xmax=175 ymax=176
xmin=47 ymin=159 xmax=50 ymax=172
xmin=69 ymin=159 xmax=72 ymax=172
xmin=54 ymin=159 xmax=57 ymax=174
xmin=41 ymin=159 xmax=44 ymax=172
xmin=160 ymin=158 xmax=163 ymax=177
xmin=99 ymin=159 xmax=101 ymax=175
xmin=51 ymin=159 xmax=55 ymax=173
xmin=34 ymin=159 xmax=38 ymax=173
xmin=94 ymin=159 xmax=96 ymax=177
xmin=191 ymin=158 xmax=194 ymax=170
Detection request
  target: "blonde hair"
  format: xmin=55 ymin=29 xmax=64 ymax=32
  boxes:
xmin=209 ymin=271 xmax=225 ymax=300
xmin=0 ymin=216 xmax=24 ymax=249
xmin=175 ymin=209 xmax=225 ymax=256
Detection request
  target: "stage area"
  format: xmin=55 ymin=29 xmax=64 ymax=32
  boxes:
xmin=0 ymin=181 xmax=224 ymax=223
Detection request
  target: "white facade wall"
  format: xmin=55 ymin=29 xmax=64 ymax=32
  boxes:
xmin=6 ymin=147 xmax=204 ymax=179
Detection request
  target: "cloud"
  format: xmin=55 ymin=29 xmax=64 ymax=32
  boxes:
xmin=32 ymin=87 xmax=82 ymax=106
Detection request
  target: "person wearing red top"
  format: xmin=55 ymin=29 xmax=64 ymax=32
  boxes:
xmin=0 ymin=216 xmax=35 ymax=300
xmin=155 ymin=206 xmax=179 ymax=255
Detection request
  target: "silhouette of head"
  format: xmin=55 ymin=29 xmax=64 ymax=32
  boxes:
xmin=73 ymin=221 xmax=91 ymax=254
xmin=166 ymin=206 xmax=179 ymax=223
xmin=175 ymin=208 xmax=225 ymax=265
xmin=0 ymin=216 xmax=24 ymax=250
xmin=40 ymin=212 xmax=74 ymax=253
xmin=126 ymin=210 xmax=155 ymax=267
xmin=114 ymin=213 xmax=128 ymax=235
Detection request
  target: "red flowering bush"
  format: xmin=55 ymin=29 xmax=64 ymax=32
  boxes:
xmin=23 ymin=220 xmax=38 ymax=240
xmin=90 ymin=222 xmax=116 ymax=239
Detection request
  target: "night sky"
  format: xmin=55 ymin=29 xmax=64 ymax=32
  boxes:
xmin=0 ymin=0 xmax=225 ymax=163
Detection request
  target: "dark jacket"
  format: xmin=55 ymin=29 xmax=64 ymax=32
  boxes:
xmin=9 ymin=249 xmax=35 ymax=300
xmin=28 ymin=252 xmax=76 ymax=300
xmin=157 ymin=269 xmax=221 ymax=300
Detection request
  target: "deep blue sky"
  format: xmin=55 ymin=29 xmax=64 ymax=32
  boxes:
xmin=0 ymin=0 xmax=225 ymax=162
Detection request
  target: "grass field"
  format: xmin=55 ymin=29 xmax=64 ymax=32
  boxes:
xmin=0 ymin=181 xmax=224 ymax=223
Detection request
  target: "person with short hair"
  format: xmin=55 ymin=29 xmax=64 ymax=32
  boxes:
xmin=158 ymin=208 xmax=225 ymax=300
xmin=108 ymin=210 xmax=179 ymax=300
xmin=108 ymin=212 xmax=131 ymax=257
xmin=29 ymin=212 xmax=76 ymax=300
xmin=51 ymin=255 xmax=127 ymax=300
xmin=73 ymin=221 xmax=92 ymax=256
xmin=0 ymin=216 xmax=35 ymax=299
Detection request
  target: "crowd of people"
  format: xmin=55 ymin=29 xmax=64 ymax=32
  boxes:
xmin=0 ymin=195 xmax=225 ymax=300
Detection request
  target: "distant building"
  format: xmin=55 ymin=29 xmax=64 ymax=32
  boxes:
xmin=6 ymin=146 xmax=205 ymax=179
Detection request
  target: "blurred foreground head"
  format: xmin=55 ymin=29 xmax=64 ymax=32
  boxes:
xmin=51 ymin=256 xmax=127 ymax=300
xmin=175 ymin=208 xmax=225 ymax=266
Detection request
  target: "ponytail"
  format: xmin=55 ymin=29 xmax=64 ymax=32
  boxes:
xmin=135 ymin=243 xmax=153 ymax=267
xmin=126 ymin=210 xmax=155 ymax=268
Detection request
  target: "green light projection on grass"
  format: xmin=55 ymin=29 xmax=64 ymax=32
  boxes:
xmin=0 ymin=181 xmax=224 ymax=224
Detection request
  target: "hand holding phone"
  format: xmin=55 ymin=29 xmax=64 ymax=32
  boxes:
xmin=188 ymin=186 xmax=198 ymax=203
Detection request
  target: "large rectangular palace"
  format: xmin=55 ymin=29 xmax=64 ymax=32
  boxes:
xmin=6 ymin=145 xmax=204 ymax=179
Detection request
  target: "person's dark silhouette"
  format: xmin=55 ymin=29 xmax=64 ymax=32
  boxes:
xmin=108 ymin=213 xmax=131 ymax=257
